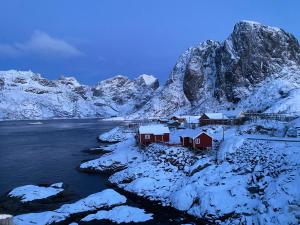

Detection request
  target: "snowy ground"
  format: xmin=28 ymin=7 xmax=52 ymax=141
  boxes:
xmin=8 ymin=183 xmax=64 ymax=203
xmin=80 ymin=121 xmax=300 ymax=224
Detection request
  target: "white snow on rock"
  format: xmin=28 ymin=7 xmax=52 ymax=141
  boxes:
xmin=8 ymin=183 xmax=64 ymax=202
xmin=13 ymin=189 xmax=127 ymax=225
xmin=98 ymin=126 xmax=130 ymax=142
xmin=140 ymin=74 xmax=157 ymax=86
xmin=0 ymin=214 xmax=13 ymax=219
xmin=81 ymin=205 xmax=153 ymax=223
xmin=81 ymin=133 xmax=142 ymax=173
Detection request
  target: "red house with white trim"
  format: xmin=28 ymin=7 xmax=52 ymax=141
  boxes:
xmin=138 ymin=124 xmax=170 ymax=146
xmin=180 ymin=132 xmax=212 ymax=150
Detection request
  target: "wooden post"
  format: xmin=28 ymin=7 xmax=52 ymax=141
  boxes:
xmin=0 ymin=215 xmax=14 ymax=225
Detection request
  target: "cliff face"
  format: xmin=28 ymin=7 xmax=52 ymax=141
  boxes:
xmin=130 ymin=21 xmax=300 ymax=118
xmin=0 ymin=71 xmax=158 ymax=120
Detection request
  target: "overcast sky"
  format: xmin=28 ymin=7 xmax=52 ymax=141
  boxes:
xmin=0 ymin=0 xmax=299 ymax=84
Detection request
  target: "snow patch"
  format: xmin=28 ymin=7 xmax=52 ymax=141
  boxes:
xmin=81 ymin=205 xmax=153 ymax=223
xmin=8 ymin=183 xmax=64 ymax=202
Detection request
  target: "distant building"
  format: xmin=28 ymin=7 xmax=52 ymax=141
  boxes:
xmin=200 ymin=113 xmax=229 ymax=126
xmin=171 ymin=115 xmax=201 ymax=128
xmin=158 ymin=118 xmax=169 ymax=124
xmin=180 ymin=131 xmax=213 ymax=150
xmin=138 ymin=124 xmax=170 ymax=145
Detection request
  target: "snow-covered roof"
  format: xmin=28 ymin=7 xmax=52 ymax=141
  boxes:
xmin=203 ymin=113 xmax=228 ymax=119
xmin=180 ymin=130 xmax=211 ymax=139
xmin=139 ymin=124 xmax=170 ymax=135
xmin=223 ymin=110 xmax=244 ymax=118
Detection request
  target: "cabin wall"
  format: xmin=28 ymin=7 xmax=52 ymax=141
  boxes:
xmin=200 ymin=119 xmax=231 ymax=126
xmin=163 ymin=133 xmax=170 ymax=142
xmin=139 ymin=133 xmax=170 ymax=145
xmin=139 ymin=133 xmax=154 ymax=145
xmin=194 ymin=133 xmax=212 ymax=149
xmin=180 ymin=137 xmax=191 ymax=147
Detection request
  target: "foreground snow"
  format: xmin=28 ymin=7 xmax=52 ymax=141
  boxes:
xmin=81 ymin=205 xmax=153 ymax=223
xmin=81 ymin=123 xmax=300 ymax=224
xmin=13 ymin=189 xmax=126 ymax=225
xmin=8 ymin=183 xmax=64 ymax=202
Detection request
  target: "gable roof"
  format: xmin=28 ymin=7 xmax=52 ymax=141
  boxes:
xmin=203 ymin=113 xmax=228 ymax=119
xmin=139 ymin=124 xmax=170 ymax=135
xmin=180 ymin=130 xmax=211 ymax=139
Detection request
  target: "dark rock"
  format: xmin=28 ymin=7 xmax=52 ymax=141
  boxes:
xmin=25 ymin=87 xmax=49 ymax=94
xmin=0 ymin=78 xmax=4 ymax=90
xmin=73 ymin=86 xmax=88 ymax=100
xmin=13 ymin=77 xmax=27 ymax=84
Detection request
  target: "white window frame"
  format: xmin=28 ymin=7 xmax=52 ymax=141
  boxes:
xmin=145 ymin=134 xmax=151 ymax=140
xmin=195 ymin=138 xmax=201 ymax=144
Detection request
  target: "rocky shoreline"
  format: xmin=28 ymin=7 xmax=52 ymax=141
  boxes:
xmin=78 ymin=123 xmax=300 ymax=225
xmin=78 ymin=136 xmax=205 ymax=224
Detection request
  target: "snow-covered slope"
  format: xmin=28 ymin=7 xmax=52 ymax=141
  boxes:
xmin=0 ymin=71 xmax=158 ymax=120
xmin=131 ymin=21 xmax=300 ymax=118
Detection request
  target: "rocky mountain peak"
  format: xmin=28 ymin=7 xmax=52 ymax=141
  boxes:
xmin=130 ymin=21 xmax=300 ymax=118
xmin=231 ymin=20 xmax=300 ymax=65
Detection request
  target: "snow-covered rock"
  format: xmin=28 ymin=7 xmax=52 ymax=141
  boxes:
xmin=80 ymin=133 xmax=142 ymax=173
xmin=13 ymin=189 xmax=127 ymax=225
xmin=81 ymin=205 xmax=153 ymax=223
xmin=98 ymin=126 xmax=130 ymax=142
xmin=8 ymin=183 xmax=64 ymax=203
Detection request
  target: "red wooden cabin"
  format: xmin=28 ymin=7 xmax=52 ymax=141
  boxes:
xmin=180 ymin=132 xmax=212 ymax=150
xmin=138 ymin=124 xmax=170 ymax=146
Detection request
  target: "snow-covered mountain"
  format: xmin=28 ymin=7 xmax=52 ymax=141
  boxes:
xmin=0 ymin=71 xmax=158 ymax=120
xmin=131 ymin=21 xmax=300 ymax=118
xmin=1 ymin=21 xmax=299 ymax=120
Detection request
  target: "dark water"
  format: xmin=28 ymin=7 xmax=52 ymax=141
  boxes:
xmin=0 ymin=119 xmax=120 ymax=197
xmin=0 ymin=119 xmax=202 ymax=224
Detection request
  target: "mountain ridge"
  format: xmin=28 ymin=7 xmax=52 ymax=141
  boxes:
xmin=0 ymin=20 xmax=299 ymax=120
xmin=0 ymin=70 xmax=159 ymax=120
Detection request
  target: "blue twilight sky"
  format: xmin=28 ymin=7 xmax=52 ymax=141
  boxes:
xmin=0 ymin=0 xmax=299 ymax=84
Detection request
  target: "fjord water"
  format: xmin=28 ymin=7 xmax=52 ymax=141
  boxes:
xmin=0 ymin=119 xmax=120 ymax=197
xmin=0 ymin=119 xmax=201 ymax=224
